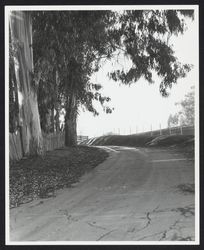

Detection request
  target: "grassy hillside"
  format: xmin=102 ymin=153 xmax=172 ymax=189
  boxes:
xmin=85 ymin=134 xmax=194 ymax=147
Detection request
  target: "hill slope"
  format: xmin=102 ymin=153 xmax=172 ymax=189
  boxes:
xmin=83 ymin=134 xmax=193 ymax=147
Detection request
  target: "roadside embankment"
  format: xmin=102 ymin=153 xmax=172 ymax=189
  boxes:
xmin=10 ymin=146 xmax=109 ymax=208
xmin=83 ymin=134 xmax=194 ymax=159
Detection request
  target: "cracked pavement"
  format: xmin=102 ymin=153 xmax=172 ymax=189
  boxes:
xmin=9 ymin=146 xmax=195 ymax=242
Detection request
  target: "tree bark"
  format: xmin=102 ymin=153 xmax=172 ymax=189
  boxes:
xmin=55 ymin=106 xmax=60 ymax=132
xmin=65 ymin=93 xmax=77 ymax=146
xmin=51 ymin=104 xmax=55 ymax=133
xmin=9 ymin=11 xmax=43 ymax=156
xmin=54 ymin=70 xmax=60 ymax=132
xmin=9 ymin=57 xmax=19 ymax=133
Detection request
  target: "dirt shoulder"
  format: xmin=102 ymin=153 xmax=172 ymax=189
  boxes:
xmin=10 ymin=146 xmax=109 ymax=209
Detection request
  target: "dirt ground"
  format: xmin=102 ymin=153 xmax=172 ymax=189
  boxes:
xmin=9 ymin=146 xmax=195 ymax=242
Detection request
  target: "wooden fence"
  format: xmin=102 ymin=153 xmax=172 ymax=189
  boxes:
xmin=9 ymin=131 xmax=65 ymax=162
xmin=77 ymin=135 xmax=89 ymax=144
xmin=9 ymin=132 xmax=89 ymax=162
xmin=42 ymin=132 xmax=65 ymax=152
xmin=9 ymin=132 xmax=23 ymax=162
xmin=111 ymin=125 xmax=194 ymax=136
xmin=149 ymin=125 xmax=194 ymax=137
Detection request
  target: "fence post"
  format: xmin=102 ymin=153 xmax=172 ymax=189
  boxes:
xmin=151 ymin=124 xmax=153 ymax=136
xmin=169 ymin=126 xmax=171 ymax=135
xmin=180 ymin=125 xmax=183 ymax=135
xmin=160 ymin=124 xmax=162 ymax=136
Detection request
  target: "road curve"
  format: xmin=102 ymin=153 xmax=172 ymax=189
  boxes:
xmin=9 ymin=146 xmax=195 ymax=242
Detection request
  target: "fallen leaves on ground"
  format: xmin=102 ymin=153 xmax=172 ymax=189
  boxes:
xmin=10 ymin=146 xmax=109 ymax=208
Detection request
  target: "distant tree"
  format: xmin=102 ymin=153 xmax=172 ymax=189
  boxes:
xmin=168 ymin=86 xmax=195 ymax=127
xmin=177 ymin=86 xmax=195 ymax=126
xmin=167 ymin=113 xmax=179 ymax=127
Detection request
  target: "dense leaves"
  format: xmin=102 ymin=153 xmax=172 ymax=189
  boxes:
xmin=30 ymin=11 xmax=116 ymax=137
xmin=32 ymin=11 xmax=114 ymax=115
xmin=108 ymin=10 xmax=193 ymax=96
xmin=31 ymin=10 xmax=194 ymax=129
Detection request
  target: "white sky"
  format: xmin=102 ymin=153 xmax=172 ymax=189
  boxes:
xmin=77 ymin=17 xmax=198 ymax=138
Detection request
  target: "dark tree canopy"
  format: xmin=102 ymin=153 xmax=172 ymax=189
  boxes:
xmin=29 ymin=9 xmax=194 ymax=134
xmin=31 ymin=11 xmax=115 ymax=132
xmin=108 ymin=10 xmax=193 ymax=96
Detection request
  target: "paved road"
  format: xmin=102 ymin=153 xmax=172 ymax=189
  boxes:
xmin=9 ymin=146 xmax=195 ymax=242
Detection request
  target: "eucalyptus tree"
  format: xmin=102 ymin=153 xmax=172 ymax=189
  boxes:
xmin=32 ymin=11 xmax=115 ymax=145
xmin=9 ymin=11 xmax=44 ymax=156
xmin=32 ymin=9 xmax=194 ymax=146
xmin=108 ymin=10 xmax=194 ymax=96
xmin=9 ymin=28 xmax=19 ymax=133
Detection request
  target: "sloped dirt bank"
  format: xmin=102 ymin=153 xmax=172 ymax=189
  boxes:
xmin=10 ymin=146 xmax=109 ymax=208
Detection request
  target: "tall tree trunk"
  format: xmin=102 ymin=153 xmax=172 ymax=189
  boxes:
xmin=55 ymin=106 xmax=60 ymax=132
xmin=65 ymin=93 xmax=77 ymax=146
xmin=9 ymin=57 xmax=19 ymax=133
xmin=9 ymin=11 xmax=43 ymax=156
xmin=51 ymin=105 xmax=55 ymax=133
xmin=54 ymin=70 xmax=60 ymax=132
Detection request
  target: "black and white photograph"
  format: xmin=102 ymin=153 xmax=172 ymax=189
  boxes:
xmin=5 ymin=5 xmax=199 ymax=245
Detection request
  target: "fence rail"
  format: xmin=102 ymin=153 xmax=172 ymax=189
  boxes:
xmin=149 ymin=125 xmax=194 ymax=136
xmin=128 ymin=125 xmax=194 ymax=137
